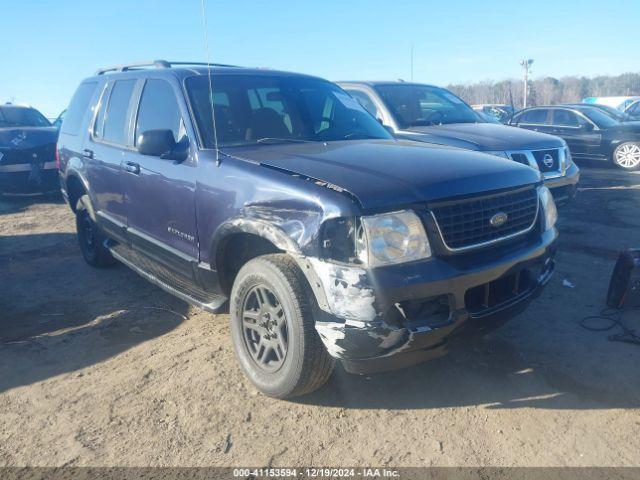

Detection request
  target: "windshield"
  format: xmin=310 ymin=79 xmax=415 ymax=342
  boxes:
xmin=0 ymin=106 xmax=51 ymax=128
xmin=375 ymin=84 xmax=480 ymax=128
xmin=186 ymin=75 xmax=392 ymax=148
xmin=581 ymin=108 xmax=619 ymax=128
xmin=592 ymin=104 xmax=632 ymax=122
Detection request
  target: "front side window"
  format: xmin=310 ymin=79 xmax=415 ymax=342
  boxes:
xmin=0 ymin=106 xmax=51 ymax=128
xmin=345 ymin=90 xmax=380 ymax=118
xmin=102 ymin=79 xmax=136 ymax=145
xmin=374 ymin=84 xmax=478 ymax=128
xmin=186 ymin=75 xmax=392 ymax=148
xmin=552 ymin=109 xmax=581 ymax=127
xmin=135 ymin=79 xmax=184 ymax=144
xmin=517 ymin=109 xmax=549 ymax=125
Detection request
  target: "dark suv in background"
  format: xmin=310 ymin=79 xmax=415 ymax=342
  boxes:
xmin=58 ymin=61 xmax=558 ymax=398
xmin=510 ymin=104 xmax=640 ymax=171
xmin=338 ymin=81 xmax=580 ymax=204
xmin=0 ymin=104 xmax=59 ymax=194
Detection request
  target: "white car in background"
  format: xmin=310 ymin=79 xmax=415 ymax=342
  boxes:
xmin=583 ymin=96 xmax=640 ymax=111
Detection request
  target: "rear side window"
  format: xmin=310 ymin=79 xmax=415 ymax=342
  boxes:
xmin=517 ymin=109 xmax=548 ymax=125
xmin=135 ymin=79 xmax=183 ymax=144
xmin=103 ymin=79 xmax=136 ymax=145
xmin=61 ymin=82 xmax=98 ymax=135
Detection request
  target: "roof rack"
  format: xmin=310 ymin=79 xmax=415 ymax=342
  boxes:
xmin=95 ymin=60 xmax=241 ymax=75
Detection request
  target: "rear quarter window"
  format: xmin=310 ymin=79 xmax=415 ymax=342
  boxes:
xmin=61 ymin=82 xmax=98 ymax=135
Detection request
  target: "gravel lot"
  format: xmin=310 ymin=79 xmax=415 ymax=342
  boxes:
xmin=1 ymin=165 xmax=639 ymax=467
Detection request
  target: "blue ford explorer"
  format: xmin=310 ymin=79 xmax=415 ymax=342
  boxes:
xmin=58 ymin=61 xmax=557 ymax=398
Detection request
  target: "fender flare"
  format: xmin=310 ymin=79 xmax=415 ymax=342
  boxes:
xmin=209 ymin=217 xmax=302 ymax=271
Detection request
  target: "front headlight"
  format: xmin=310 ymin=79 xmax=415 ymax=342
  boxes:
xmin=356 ymin=210 xmax=431 ymax=267
xmin=539 ymin=186 xmax=558 ymax=231
xmin=563 ymin=146 xmax=572 ymax=171
xmin=484 ymin=150 xmax=510 ymax=159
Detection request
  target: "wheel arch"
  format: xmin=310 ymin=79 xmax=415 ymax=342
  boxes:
xmin=211 ymin=218 xmax=303 ymax=296
xmin=65 ymin=172 xmax=90 ymax=213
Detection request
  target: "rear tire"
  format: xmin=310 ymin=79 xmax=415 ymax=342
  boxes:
xmin=75 ymin=195 xmax=115 ymax=268
xmin=229 ymin=254 xmax=335 ymax=398
xmin=612 ymin=142 xmax=640 ymax=170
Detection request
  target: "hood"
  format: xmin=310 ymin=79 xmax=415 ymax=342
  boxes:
xmin=0 ymin=127 xmax=58 ymax=151
xmin=400 ymin=122 xmax=563 ymax=151
xmin=223 ymin=140 xmax=541 ymax=211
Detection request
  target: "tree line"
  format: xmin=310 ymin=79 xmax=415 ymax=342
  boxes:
xmin=447 ymin=72 xmax=640 ymax=108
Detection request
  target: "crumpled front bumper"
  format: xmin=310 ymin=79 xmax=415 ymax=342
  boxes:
xmin=297 ymin=228 xmax=557 ymax=374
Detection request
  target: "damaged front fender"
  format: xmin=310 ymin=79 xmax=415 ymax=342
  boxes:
xmin=294 ymin=256 xmax=424 ymax=361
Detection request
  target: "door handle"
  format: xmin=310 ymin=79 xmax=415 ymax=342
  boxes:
xmin=82 ymin=148 xmax=94 ymax=159
xmin=124 ymin=162 xmax=140 ymax=175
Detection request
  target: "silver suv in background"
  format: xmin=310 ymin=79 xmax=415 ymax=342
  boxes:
xmin=338 ymin=81 xmax=580 ymax=205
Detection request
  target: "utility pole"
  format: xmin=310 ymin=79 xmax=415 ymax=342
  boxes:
xmin=520 ymin=59 xmax=534 ymax=108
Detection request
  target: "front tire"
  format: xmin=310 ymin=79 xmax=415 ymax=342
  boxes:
xmin=229 ymin=254 xmax=335 ymax=398
xmin=612 ymin=142 xmax=640 ymax=170
xmin=75 ymin=195 xmax=115 ymax=267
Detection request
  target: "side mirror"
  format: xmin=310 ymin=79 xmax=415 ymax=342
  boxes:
xmin=137 ymin=129 xmax=189 ymax=162
xmin=383 ymin=125 xmax=395 ymax=136
xmin=581 ymin=122 xmax=594 ymax=132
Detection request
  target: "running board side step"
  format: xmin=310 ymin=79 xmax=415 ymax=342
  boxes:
xmin=109 ymin=242 xmax=227 ymax=313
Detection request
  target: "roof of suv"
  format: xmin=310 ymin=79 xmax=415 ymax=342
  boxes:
xmin=89 ymin=60 xmax=322 ymax=82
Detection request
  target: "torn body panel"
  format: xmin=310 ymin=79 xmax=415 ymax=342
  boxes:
xmin=296 ymin=228 xmax=557 ymax=374
xmin=197 ymin=153 xmax=360 ymax=269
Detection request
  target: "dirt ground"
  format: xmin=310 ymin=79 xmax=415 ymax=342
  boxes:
xmin=1 ymin=165 xmax=639 ymax=468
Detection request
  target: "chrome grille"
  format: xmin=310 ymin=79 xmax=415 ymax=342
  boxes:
xmin=430 ymin=187 xmax=539 ymax=251
xmin=532 ymin=149 xmax=560 ymax=172
xmin=509 ymin=153 xmax=530 ymax=166
xmin=507 ymin=148 xmax=565 ymax=179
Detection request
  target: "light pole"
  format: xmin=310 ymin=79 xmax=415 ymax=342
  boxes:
xmin=410 ymin=44 xmax=414 ymax=82
xmin=520 ymin=59 xmax=534 ymax=108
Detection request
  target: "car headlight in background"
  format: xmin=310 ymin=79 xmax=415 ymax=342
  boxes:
xmin=539 ymin=186 xmax=558 ymax=231
xmin=484 ymin=150 xmax=510 ymax=159
xmin=563 ymin=145 xmax=572 ymax=171
xmin=356 ymin=210 xmax=431 ymax=267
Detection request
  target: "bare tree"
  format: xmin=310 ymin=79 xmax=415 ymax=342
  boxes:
xmin=448 ymin=72 xmax=640 ymax=107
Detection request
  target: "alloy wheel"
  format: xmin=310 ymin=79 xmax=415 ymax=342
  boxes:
xmin=615 ymin=143 xmax=640 ymax=169
xmin=241 ymin=284 xmax=289 ymax=373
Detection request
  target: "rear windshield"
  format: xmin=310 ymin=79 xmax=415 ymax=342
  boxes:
xmin=375 ymin=84 xmax=480 ymax=128
xmin=185 ymin=74 xmax=392 ymax=148
xmin=0 ymin=107 xmax=51 ymax=128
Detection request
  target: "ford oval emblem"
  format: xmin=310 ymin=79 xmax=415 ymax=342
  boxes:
xmin=490 ymin=212 xmax=508 ymax=228
xmin=542 ymin=153 xmax=554 ymax=168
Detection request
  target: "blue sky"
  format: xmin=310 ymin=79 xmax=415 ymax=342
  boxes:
xmin=2 ymin=0 xmax=639 ymax=117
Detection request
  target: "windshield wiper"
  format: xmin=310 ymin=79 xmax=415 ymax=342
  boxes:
xmin=342 ymin=133 xmax=382 ymax=140
xmin=407 ymin=120 xmax=438 ymax=127
xmin=255 ymin=137 xmax=313 ymax=144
